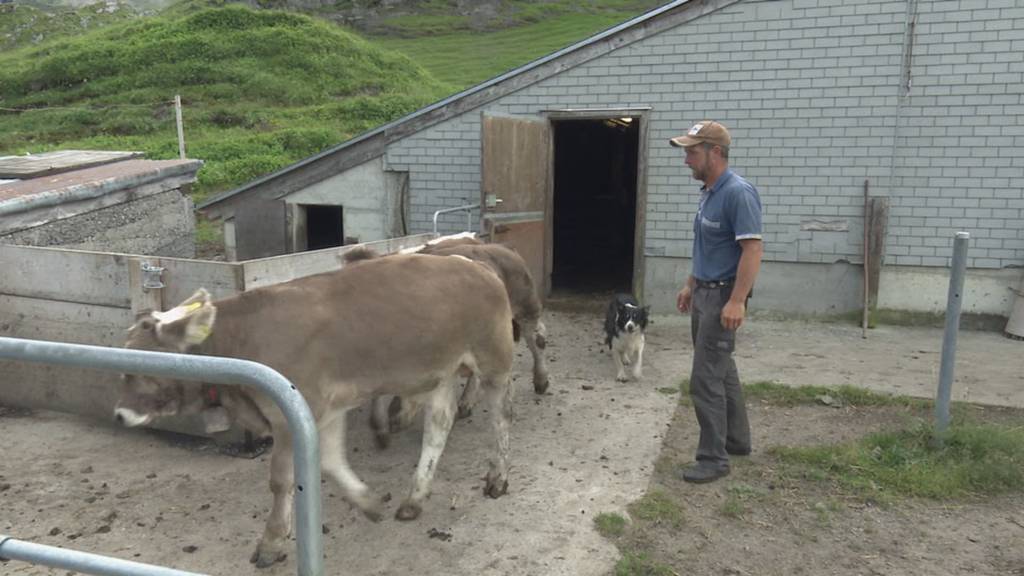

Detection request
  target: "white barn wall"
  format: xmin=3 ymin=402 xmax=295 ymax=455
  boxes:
xmin=382 ymin=0 xmax=1023 ymax=316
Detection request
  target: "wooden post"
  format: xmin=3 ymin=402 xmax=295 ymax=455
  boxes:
xmin=866 ymin=196 xmax=890 ymax=323
xmin=862 ymin=180 xmax=870 ymax=338
xmin=175 ymin=95 xmax=186 ymax=160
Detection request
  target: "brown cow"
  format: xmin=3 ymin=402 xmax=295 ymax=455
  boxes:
xmin=113 ymin=253 xmax=515 ymax=567
xmin=368 ymin=236 xmax=550 ymax=447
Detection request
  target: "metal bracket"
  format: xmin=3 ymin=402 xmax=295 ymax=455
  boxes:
xmin=140 ymin=262 xmax=165 ymax=291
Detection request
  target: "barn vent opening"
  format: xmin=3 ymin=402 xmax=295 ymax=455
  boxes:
xmin=304 ymin=204 xmax=344 ymax=251
xmin=551 ymin=117 xmax=639 ymax=294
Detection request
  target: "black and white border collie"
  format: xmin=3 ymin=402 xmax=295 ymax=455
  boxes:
xmin=604 ymin=294 xmax=650 ymax=382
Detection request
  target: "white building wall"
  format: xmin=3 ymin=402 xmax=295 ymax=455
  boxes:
xmin=381 ymin=0 xmax=1024 ymax=315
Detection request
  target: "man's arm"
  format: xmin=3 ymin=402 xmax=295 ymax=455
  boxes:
xmin=676 ymin=274 xmax=696 ymax=313
xmin=721 ymin=239 xmax=763 ymax=330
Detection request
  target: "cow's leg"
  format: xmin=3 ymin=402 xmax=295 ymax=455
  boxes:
xmin=396 ymin=380 xmax=457 ymax=520
xmin=456 ymin=373 xmax=479 ymax=419
xmin=251 ymin=434 xmax=294 ymax=568
xmin=321 ymin=408 xmax=383 ymax=521
xmin=481 ymin=373 xmax=513 ymax=498
xmin=522 ymin=318 xmax=550 ymax=394
xmin=369 ymin=395 xmax=391 ymax=449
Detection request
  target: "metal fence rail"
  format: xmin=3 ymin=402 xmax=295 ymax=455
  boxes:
xmin=0 ymin=336 xmax=324 ymax=576
xmin=432 ymin=203 xmax=479 ymax=235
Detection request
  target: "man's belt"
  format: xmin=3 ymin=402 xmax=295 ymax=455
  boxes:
xmin=694 ymin=278 xmax=734 ymax=289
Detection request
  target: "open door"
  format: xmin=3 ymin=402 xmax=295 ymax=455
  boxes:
xmin=481 ymin=114 xmax=552 ymax=299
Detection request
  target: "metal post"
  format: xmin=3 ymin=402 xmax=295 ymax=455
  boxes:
xmin=0 ymin=337 xmax=323 ymax=576
xmin=0 ymin=536 xmax=206 ymax=576
xmin=175 ymin=95 xmax=186 ymax=160
xmin=935 ymin=231 xmax=969 ymax=437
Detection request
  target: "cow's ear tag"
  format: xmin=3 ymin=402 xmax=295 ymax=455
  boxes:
xmin=185 ymin=304 xmax=216 ymax=346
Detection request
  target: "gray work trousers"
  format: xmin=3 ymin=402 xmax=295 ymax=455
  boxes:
xmin=689 ymin=284 xmax=751 ymax=468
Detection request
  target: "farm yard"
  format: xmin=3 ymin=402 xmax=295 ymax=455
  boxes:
xmin=2 ymin=297 xmax=1023 ymax=576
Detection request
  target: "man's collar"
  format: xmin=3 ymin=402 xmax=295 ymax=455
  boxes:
xmin=701 ymin=168 xmax=735 ymax=194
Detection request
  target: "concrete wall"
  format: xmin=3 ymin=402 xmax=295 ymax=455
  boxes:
xmin=283 ymin=156 xmax=407 ymax=244
xmin=1 ymin=189 xmax=195 ymax=258
xmin=378 ymin=0 xmax=1024 ymax=316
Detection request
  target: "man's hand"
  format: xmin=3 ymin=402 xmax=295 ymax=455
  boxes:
xmin=721 ymin=299 xmax=746 ymax=330
xmin=676 ymin=286 xmax=693 ymax=313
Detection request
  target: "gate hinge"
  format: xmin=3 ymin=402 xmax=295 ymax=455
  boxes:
xmin=140 ymin=262 xmax=165 ymax=291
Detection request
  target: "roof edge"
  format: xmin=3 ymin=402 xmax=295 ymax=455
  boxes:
xmin=198 ymin=0 xmax=706 ymax=211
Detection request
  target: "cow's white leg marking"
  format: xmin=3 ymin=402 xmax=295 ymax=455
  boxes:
xmin=522 ymin=318 xmax=550 ymax=394
xmin=320 ymin=407 xmax=382 ymax=521
xmin=251 ymin=433 xmax=294 ymax=568
xmin=396 ymin=378 xmax=457 ymax=520
xmin=482 ymin=372 xmax=513 ymax=498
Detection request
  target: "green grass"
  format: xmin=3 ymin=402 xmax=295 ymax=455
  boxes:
xmin=375 ymin=11 xmax=644 ymax=89
xmin=0 ymin=4 xmax=450 ymax=202
xmin=0 ymin=2 xmax=138 ymax=52
xmin=771 ymin=420 xmax=1024 ymax=500
xmin=594 ymin=512 xmax=627 ymax=538
xmin=743 ymin=381 xmax=929 ymax=409
xmin=627 ymin=489 xmax=684 ymax=529
xmin=614 ymin=552 xmax=676 ymax=576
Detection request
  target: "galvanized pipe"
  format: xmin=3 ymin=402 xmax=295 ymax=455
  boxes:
xmin=0 ymin=336 xmax=323 ymax=576
xmin=935 ymin=231 xmax=970 ymax=436
xmin=0 ymin=535 xmax=206 ymax=576
xmin=432 ymin=203 xmax=479 ymax=235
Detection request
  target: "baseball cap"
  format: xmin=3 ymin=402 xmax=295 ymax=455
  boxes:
xmin=669 ymin=120 xmax=731 ymax=148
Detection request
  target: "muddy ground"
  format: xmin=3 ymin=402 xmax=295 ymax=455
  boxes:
xmin=2 ymin=294 xmax=1023 ymax=575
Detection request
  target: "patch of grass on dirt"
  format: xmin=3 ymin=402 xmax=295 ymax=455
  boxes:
xmin=656 ymin=387 xmax=678 ymax=396
xmin=627 ymin=489 xmax=684 ymax=529
xmin=744 ymin=381 xmax=929 ymax=408
xmin=593 ymin=512 xmax=627 ymax=538
xmin=771 ymin=420 xmax=1024 ymax=501
xmin=614 ymin=551 xmax=676 ymax=576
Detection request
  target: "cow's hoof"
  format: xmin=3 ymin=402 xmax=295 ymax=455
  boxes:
xmin=250 ymin=545 xmax=287 ymax=568
xmin=395 ymin=502 xmax=422 ymax=521
xmin=533 ymin=375 xmax=549 ymax=395
xmin=484 ymin=474 xmax=508 ymax=499
xmin=456 ymin=404 xmax=472 ymax=420
xmin=360 ymin=504 xmax=384 ymax=523
xmin=616 ymin=374 xmax=629 ymax=383
xmin=373 ymin=432 xmax=391 ymax=450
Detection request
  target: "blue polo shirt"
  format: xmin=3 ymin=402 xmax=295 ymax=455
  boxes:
xmin=692 ymin=169 xmax=763 ymax=281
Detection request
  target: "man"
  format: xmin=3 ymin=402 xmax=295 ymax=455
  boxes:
xmin=670 ymin=120 xmax=763 ymax=484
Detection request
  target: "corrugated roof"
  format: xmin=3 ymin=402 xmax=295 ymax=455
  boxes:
xmin=197 ymin=0 xmax=694 ymax=211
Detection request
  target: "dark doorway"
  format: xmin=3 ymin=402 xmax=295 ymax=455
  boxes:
xmin=551 ymin=117 xmax=639 ymax=294
xmin=304 ymin=204 xmax=344 ymax=251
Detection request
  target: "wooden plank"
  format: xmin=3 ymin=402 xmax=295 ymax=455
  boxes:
xmin=0 ymin=244 xmax=131 ymax=307
xmin=158 ymin=256 xmax=244 ymax=307
xmin=0 ymin=294 xmax=133 ymax=346
xmin=242 ymin=233 xmax=435 ymax=290
xmin=128 ymin=257 xmax=165 ymax=316
xmin=0 ymin=294 xmax=132 ymax=417
xmin=867 ymin=196 xmax=890 ymax=314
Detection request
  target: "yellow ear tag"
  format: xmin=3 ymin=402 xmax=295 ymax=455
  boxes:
xmin=185 ymin=302 xmax=202 ymax=313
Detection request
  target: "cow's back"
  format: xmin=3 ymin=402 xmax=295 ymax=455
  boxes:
xmin=421 ymin=243 xmax=541 ymax=323
xmin=208 ymin=254 xmax=514 ymax=409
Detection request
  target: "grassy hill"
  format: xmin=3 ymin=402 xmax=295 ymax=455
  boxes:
xmin=0 ymin=0 xmax=665 ymax=204
xmin=0 ymin=4 xmax=450 ymax=200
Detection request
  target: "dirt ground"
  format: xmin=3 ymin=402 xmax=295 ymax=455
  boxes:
xmin=2 ymin=294 xmax=1023 ymax=576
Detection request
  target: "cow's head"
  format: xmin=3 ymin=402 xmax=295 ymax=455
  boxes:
xmin=114 ymin=289 xmax=217 ymax=427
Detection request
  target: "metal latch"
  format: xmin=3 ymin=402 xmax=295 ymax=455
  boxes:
xmin=484 ymin=194 xmax=504 ymax=209
xmin=140 ymin=262 xmax=165 ymax=290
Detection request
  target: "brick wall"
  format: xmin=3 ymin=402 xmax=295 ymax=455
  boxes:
xmin=386 ymin=0 xmax=1024 ymax=269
